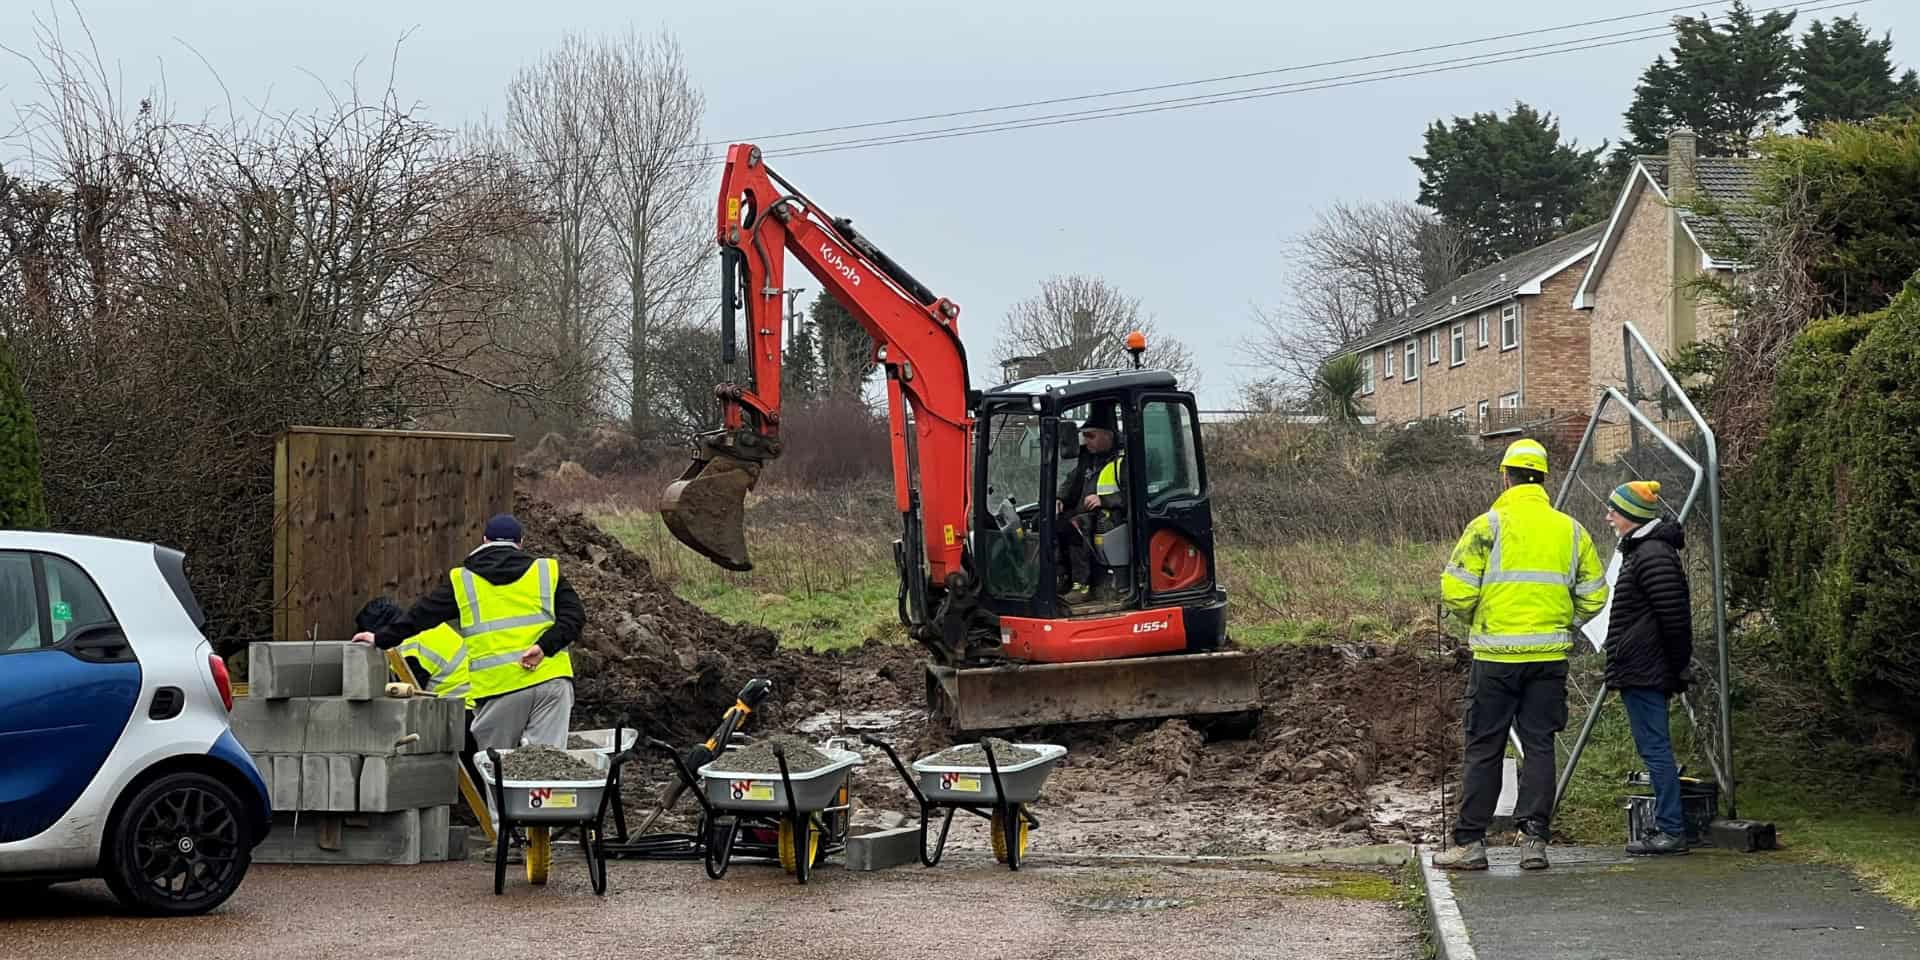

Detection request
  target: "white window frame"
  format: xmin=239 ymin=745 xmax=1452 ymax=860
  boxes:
xmin=1384 ymin=346 xmax=1395 ymax=378
xmin=1477 ymin=399 xmax=1490 ymax=425
xmin=1477 ymin=313 xmax=1490 ymax=348
xmin=1428 ymin=331 xmax=1440 ymax=365
xmin=1501 ymin=304 xmax=1519 ymax=350
xmin=1404 ymin=340 xmax=1418 ymax=381
xmin=1447 ymin=406 xmax=1466 ymax=424
xmin=1499 ymin=391 xmax=1520 ymax=410
xmin=1450 ymin=324 xmax=1465 ymax=366
xmin=1361 ymin=352 xmax=1375 ymax=395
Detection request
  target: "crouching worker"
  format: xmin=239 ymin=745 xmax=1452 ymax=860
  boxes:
xmin=1603 ymin=481 xmax=1694 ymax=856
xmin=354 ymin=514 xmax=585 ymax=751
xmin=356 ymin=596 xmax=481 ymax=789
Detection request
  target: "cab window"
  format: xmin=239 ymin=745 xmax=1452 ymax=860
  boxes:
xmin=43 ymin=555 xmax=115 ymax=644
xmin=1141 ymin=401 xmax=1203 ymax=504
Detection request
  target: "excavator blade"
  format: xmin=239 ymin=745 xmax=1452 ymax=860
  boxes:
xmin=660 ymin=452 xmax=764 ymax=572
xmin=924 ymin=651 xmax=1262 ymax=734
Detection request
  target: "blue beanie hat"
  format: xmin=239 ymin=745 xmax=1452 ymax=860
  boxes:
xmin=483 ymin=514 xmax=523 ymax=543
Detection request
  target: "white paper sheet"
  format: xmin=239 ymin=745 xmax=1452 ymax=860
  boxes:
xmin=1578 ymin=549 xmax=1623 ymax=651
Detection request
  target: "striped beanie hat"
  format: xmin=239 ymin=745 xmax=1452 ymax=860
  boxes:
xmin=1610 ymin=481 xmax=1661 ymax=521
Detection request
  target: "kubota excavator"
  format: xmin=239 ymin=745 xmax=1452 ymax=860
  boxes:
xmin=661 ymin=144 xmax=1260 ymax=732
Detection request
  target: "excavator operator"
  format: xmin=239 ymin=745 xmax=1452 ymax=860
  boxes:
xmin=1053 ymin=402 xmax=1126 ymax=603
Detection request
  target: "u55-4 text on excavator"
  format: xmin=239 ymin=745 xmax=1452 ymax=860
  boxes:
xmin=661 ymin=144 xmax=1260 ymax=732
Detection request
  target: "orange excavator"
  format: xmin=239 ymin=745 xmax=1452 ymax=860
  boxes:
xmin=662 ymin=144 xmax=1259 ymax=732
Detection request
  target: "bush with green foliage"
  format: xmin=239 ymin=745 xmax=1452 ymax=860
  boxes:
xmin=1765 ymin=116 xmax=1920 ymax=317
xmin=1732 ymin=271 xmax=1920 ymax=737
xmin=0 ymin=334 xmax=49 ymax=529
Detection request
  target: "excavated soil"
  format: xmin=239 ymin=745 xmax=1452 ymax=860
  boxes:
xmin=517 ymin=493 xmax=1471 ymax=854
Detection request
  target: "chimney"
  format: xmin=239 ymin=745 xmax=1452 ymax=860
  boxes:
xmin=1667 ymin=127 xmax=1697 ymax=202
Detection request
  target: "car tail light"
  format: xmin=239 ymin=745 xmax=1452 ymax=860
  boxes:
xmin=207 ymin=654 xmax=235 ymax=711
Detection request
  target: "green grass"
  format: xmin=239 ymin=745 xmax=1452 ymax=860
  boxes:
xmin=1218 ymin=540 xmax=1447 ymax=647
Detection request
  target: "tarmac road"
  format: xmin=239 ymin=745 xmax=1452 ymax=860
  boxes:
xmin=2 ymin=853 xmax=1419 ymax=960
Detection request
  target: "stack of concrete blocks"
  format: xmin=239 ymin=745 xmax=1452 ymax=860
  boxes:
xmin=231 ymin=642 xmax=468 ymax=865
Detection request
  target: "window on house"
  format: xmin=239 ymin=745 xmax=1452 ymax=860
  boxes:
xmin=1447 ymin=406 xmax=1466 ymax=424
xmin=1477 ymin=399 xmax=1490 ymax=426
xmin=1428 ymin=331 xmax=1440 ymax=364
xmin=1361 ymin=353 xmax=1374 ymax=395
xmin=1501 ymin=304 xmax=1518 ymax=350
xmin=1478 ymin=313 xmax=1489 ymax=348
xmin=1499 ymin=392 xmax=1520 ymax=410
xmin=1384 ymin=346 xmax=1395 ymax=378
xmin=1404 ymin=340 xmax=1418 ymax=381
xmin=1450 ymin=325 xmax=1465 ymax=366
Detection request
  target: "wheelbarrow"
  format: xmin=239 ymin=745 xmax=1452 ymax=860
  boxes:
xmin=476 ymin=745 xmax=620 ymax=896
xmin=691 ymin=739 xmax=863 ymax=885
xmin=863 ymin=735 xmax=1066 ymax=870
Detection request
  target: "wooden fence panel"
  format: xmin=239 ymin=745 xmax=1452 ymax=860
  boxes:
xmin=274 ymin=427 xmax=514 ymax=642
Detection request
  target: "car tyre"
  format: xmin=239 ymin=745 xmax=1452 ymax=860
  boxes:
xmin=103 ymin=771 xmax=253 ymax=916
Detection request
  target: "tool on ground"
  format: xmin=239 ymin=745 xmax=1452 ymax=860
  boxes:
xmin=658 ymin=144 xmax=1259 ymax=733
xmin=863 ymin=735 xmax=1057 ymax=871
xmin=627 ymin=678 xmax=773 ymax=839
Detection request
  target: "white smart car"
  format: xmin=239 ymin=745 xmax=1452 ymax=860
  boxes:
xmin=0 ymin=531 xmax=270 ymax=915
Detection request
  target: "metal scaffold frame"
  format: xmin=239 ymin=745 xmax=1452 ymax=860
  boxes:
xmin=1545 ymin=320 xmax=1736 ymax=819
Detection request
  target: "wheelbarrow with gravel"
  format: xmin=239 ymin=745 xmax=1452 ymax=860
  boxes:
xmin=652 ymin=735 xmax=863 ymax=885
xmin=862 ymin=735 xmax=1065 ymax=871
xmin=476 ymin=742 xmax=623 ymax=896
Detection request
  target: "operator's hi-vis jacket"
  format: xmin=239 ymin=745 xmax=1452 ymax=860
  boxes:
xmin=1442 ymin=483 xmax=1609 ymax=663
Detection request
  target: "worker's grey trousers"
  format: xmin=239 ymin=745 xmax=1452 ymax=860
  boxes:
xmin=471 ymin=677 xmax=574 ymax=750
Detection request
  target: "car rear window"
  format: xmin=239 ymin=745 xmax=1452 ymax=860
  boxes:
xmin=153 ymin=545 xmax=207 ymax=630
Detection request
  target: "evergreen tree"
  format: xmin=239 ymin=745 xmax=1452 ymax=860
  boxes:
xmin=1618 ymin=1 xmax=1797 ymax=158
xmin=1412 ymin=101 xmax=1606 ymax=269
xmin=783 ymin=319 xmax=822 ymax=402
xmin=0 ymin=333 xmax=49 ymax=529
xmin=1795 ymin=15 xmax=1919 ymax=128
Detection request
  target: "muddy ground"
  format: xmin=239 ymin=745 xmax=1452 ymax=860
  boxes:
xmin=517 ymin=494 xmax=1470 ymax=856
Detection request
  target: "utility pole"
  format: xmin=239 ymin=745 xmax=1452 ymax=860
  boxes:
xmin=781 ymin=288 xmax=805 ymax=347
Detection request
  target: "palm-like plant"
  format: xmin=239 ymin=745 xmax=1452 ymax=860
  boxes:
xmin=1311 ymin=354 xmax=1368 ymax=425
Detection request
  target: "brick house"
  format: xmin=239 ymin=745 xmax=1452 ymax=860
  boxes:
xmin=1574 ymin=128 xmax=1759 ymax=409
xmin=1337 ymin=222 xmax=1604 ymax=441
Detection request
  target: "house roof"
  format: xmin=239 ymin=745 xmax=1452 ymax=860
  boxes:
xmin=1338 ymin=221 xmax=1605 ymax=356
xmin=1639 ymin=155 xmax=1766 ymax=259
xmin=1574 ymin=154 xmax=1766 ymax=308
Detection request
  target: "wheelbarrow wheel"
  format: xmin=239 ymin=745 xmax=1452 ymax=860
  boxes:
xmin=778 ymin=815 xmax=818 ymax=883
xmin=525 ymin=826 xmax=552 ymax=885
xmin=991 ymin=807 xmax=1029 ymax=868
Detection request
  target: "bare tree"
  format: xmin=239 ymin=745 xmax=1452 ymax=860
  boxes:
xmin=1242 ymin=200 xmax=1465 ymax=398
xmin=588 ymin=28 xmax=712 ymax=446
xmin=993 ymin=274 xmax=1198 ymax=386
xmin=501 ymin=34 xmax=619 ymax=432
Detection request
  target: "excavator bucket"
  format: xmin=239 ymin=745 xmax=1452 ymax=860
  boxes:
xmin=924 ymin=651 xmax=1262 ymax=734
xmin=660 ymin=451 xmax=763 ymax=572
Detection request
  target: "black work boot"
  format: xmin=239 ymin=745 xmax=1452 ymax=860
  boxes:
xmin=1626 ymin=830 xmax=1690 ymax=856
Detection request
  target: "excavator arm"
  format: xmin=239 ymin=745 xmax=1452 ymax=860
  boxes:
xmin=662 ymin=143 xmax=982 ymax=656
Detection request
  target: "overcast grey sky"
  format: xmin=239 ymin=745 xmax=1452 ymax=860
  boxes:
xmin=4 ymin=0 xmax=1913 ymax=406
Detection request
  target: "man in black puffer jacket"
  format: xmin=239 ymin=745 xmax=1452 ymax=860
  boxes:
xmin=1602 ymin=480 xmax=1693 ymax=856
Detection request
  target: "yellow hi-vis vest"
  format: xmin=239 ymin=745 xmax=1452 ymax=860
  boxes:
xmin=454 ymin=556 xmax=573 ymax=702
xmin=399 ymin=623 xmax=472 ymax=709
xmin=1094 ymin=453 xmax=1125 ymax=499
xmin=1441 ymin=483 xmax=1608 ymax=663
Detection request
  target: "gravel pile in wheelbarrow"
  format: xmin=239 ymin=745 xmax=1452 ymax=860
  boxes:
xmin=566 ymin=734 xmax=596 ymax=749
xmin=500 ymin=746 xmax=601 ymax=781
xmin=925 ymin=738 xmax=1041 ymax=767
xmin=716 ymin=735 xmax=832 ymax=774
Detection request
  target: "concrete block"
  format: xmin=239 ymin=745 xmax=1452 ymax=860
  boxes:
xmin=845 ymin=826 xmax=922 ymax=872
xmin=266 ymin=754 xmax=361 ymax=812
xmin=340 ymin=645 xmax=389 ymax=701
xmin=249 ymin=641 xmax=388 ymax=700
xmin=270 ymin=756 xmax=302 ymax=811
xmin=254 ymin=810 xmax=421 ymax=865
xmin=419 ymin=805 xmax=451 ymax=862
xmin=230 ymin=696 xmax=462 ymax=755
xmin=358 ymin=755 xmax=460 ymax=812
xmin=447 ymin=825 xmax=470 ymax=862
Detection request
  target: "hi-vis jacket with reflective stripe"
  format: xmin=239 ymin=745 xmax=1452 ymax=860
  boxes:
xmin=398 ymin=623 xmax=471 ymax=708
xmin=457 ymin=557 xmax=573 ymax=701
xmin=1442 ymin=483 xmax=1609 ymax=663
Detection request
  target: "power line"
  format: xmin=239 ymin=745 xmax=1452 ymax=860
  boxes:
xmin=710 ymin=1 xmax=1723 ymax=147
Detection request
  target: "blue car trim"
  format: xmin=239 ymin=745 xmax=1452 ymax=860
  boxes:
xmin=208 ymin=729 xmax=272 ymax=845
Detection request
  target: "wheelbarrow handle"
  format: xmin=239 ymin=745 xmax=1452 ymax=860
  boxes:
xmin=859 ymin=734 xmax=927 ymax=808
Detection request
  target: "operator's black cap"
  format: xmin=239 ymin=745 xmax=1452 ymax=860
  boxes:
xmin=484 ymin=514 xmax=523 ymax=543
xmin=1081 ymin=403 xmax=1118 ymax=434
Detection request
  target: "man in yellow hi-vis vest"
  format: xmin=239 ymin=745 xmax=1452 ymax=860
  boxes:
xmin=355 ymin=514 xmax=585 ymax=750
xmin=1053 ymin=402 xmax=1126 ymax=603
xmin=1432 ymin=439 xmax=1607 ymax=873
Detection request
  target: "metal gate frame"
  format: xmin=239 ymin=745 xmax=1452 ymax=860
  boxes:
xmin=1542 ymin=321 xmax=1736 ymax=819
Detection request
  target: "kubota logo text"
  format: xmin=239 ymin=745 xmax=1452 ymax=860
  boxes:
xmin=819 ymin=243 xmax=863 ymax=286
